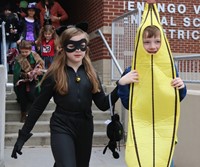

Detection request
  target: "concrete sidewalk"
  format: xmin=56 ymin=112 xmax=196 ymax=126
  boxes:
xmin=4 ymin=146 xmax=126 ymax=167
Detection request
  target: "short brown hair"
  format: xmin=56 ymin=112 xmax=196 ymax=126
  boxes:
xmin=143 ymin=25 xmax=160 ymax=39
xmin=19 ymin=40 xmax=32 ymax=50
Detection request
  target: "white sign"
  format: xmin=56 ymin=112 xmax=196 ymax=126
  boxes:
xmin=125 ymin=1 xmax=200 ymax=40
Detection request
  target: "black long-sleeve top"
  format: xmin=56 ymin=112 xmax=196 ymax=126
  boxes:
xmin=22 ymin=65 xmax=119 ymax=134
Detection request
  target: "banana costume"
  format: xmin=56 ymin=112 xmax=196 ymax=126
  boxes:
xmin=125 ymin=2 xmax=180 ymax=167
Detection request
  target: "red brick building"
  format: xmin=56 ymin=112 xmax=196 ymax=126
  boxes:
xmin=3 ymin=0 xmax=200 ymax=83
xmin=65 ymin=0 xmax=199 ymax=84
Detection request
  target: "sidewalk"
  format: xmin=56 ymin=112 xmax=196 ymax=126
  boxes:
xmin=4 ymin=146 xmax=127 ymax=167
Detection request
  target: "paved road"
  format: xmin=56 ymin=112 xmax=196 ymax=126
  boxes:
xmin=4 ymin=146 xmax=127 ymax=167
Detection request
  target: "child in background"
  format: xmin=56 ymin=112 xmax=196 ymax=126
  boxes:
xmin=36 ymin=24 xmax=58 ymax=69
xmin=17 ymin=2 xmax=40 ymax=52
xmin=13 ymin=40 xmax=44 ymax=122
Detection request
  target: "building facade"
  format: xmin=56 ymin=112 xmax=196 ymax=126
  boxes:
xmin=2 ymin=0 xmax=199 ymax=84
xmin=67 ymin=0 xmax=199 ymax=84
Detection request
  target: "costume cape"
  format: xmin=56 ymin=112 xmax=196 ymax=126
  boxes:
xmin=125 ymin=2 xmax=180 ymax=167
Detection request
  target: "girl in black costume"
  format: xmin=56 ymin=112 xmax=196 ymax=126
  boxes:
xmin=11 ymin=23 xmax=119 ymax=167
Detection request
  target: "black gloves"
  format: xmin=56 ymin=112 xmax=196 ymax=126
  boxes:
xmin=11 ymin=129 xmax=33 ymax=159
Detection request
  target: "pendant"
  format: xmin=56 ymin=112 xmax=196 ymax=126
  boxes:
xmin=76 ymin=76 xmax=81 ymax=83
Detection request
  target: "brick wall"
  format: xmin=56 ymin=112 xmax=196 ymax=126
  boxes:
xmin=74 ymin=0 xmax=199 ymax=56
xmin=69 ymin=0 xmax=199 ymax=83
xmin=158 ymin=0 xmax=199 ymax=53
xmin=73 ymin=0 xmax=125 ymax=62
xmin=124 ymin=0 xmax=200 ymax=53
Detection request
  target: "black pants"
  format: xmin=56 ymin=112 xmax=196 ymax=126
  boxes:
xmin=50 ymin=111 xmax=94 ymax=167
xmin=15 ymin=81 xmax=38 ymax=113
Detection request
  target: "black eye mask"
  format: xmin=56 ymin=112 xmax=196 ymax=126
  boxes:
xmin=64 ymin=39 xmax=87 ymax=53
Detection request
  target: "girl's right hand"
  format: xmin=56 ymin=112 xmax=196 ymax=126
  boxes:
xmin=118 ymin=70 xmax=139 ymax=85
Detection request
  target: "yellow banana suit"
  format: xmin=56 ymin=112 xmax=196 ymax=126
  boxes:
xmin=125 ymin=2 xmax=180 ymax=167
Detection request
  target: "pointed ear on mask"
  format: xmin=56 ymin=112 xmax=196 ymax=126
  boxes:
xmin=76 ymin=22 xmax=88 ymax=32
xmin=55 ymin=26 xmax=68 ymax=36
xmin=56 ymin=22 xmax=88 ymax=36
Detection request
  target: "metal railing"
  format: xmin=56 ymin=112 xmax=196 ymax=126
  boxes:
xmin=99 ymin=8 xmax=200 ymax=84
xmin=96 ymin=29 xmax=123 ymax=75
xmin=0 ymin=66 xmax=6 ymax=167
xmin=1 ymin=22 xmax=8 ymax=79
xmin=97 ymin=8 xmax=200 ymax=84
xmin=111 ymin=9 xmax=141 ymax=80
xmin=174 ymin=54 xmax=200 ymax=83
xmin=1 ymin=22 xmax=14 ymax=94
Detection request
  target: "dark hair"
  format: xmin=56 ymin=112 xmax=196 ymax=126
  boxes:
xmin=40 ymin=0 xmax=54 ymax=9
xmin=3 ymin=3 xmax=14 ymax=11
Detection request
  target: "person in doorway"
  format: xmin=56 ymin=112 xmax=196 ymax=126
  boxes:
xmin=36 ymin=0 xmax=68 ymax=28
xmin=117 ymin=18 xmax=187 ymax=167
xmin=13 ymin=40 xmax=44 ymax=122
xmin=11 ymin=23 xmax=119 ymax=167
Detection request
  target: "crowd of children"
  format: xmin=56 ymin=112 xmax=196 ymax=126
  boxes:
xmin=0 ymin=0 xmax=68 ymax=68
xmin=0 ymin=0 xmax=68 ymax=122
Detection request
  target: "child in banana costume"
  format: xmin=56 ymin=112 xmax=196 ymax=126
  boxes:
xmin=117 ymin=0 xmax=187 ymax=166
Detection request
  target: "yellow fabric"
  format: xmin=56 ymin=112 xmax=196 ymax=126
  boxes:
xmin=125 ymin=3 xmax=180 ymax=167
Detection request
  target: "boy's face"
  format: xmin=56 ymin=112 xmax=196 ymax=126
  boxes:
xmin=143 ymin=33 xmax=161 ymax=54
xmin=20 ymin=49 xmax=31 ymax=57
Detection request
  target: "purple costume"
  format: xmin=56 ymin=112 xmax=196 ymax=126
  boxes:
xmin=19 ymin=17 xmax=40 ymax=51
